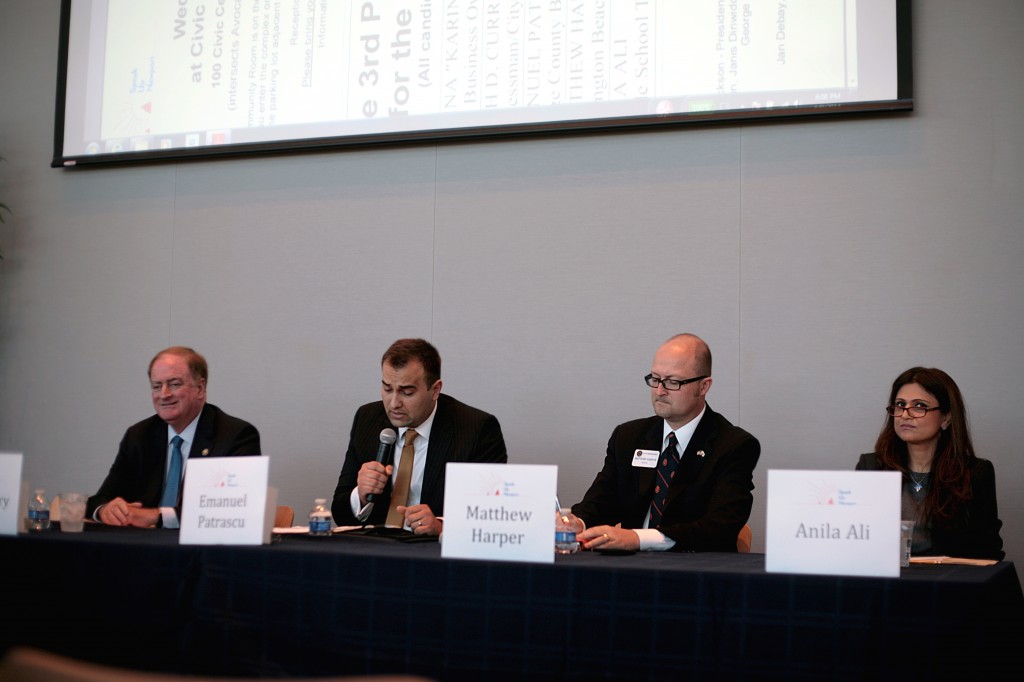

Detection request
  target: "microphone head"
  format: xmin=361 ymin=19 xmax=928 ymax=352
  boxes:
xmin=379 ymin=428 xmax=398 ymax=445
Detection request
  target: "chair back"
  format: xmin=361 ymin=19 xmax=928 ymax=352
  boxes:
xmin=737 ymin=524 xmax=752 ymax=553
xmin=274 ymin=505 xmax=295 ymax=528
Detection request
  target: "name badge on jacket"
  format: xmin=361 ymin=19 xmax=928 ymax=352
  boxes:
xmin=632 ymin=449 xmax=659 ymax=468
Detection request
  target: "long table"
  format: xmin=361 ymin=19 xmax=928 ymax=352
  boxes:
xmin=2 ymin=525 xmax=1021 ymax=680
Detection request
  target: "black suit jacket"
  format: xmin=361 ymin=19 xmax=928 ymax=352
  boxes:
xmin=856 ymin=452 xmax=1004 ymax=560
xmin=86 ymin=404 xmax=261 ymax=518
xmin=572 ymin=405 xmax=760 ymax=552
xmin=331 ymin=393 xmax=508 ymax=525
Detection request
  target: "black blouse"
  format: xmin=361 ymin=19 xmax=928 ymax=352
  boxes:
xmin=856 ymin=452 xmax=1004 ymax=560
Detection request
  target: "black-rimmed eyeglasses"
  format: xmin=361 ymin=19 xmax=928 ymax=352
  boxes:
xmin=644 ymin=374 xmax=708 ymax=391
xmin=886 ymin=404 xmax=942 ymax=418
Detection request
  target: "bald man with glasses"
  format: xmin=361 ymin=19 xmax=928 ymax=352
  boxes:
xmin=571 ymin=334 xmax=761 ymax=552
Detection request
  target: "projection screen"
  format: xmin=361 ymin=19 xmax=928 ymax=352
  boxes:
xmin=53 ymin=0 xmax=912 ymax=167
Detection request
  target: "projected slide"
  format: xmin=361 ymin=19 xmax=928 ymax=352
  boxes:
xmin=57 ymin=0 xmax=905 ymax=163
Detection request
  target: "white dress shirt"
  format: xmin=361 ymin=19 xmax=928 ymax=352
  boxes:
xmin=633 ymin=404 xmax=706 ymax=551
xmin=350 ymin=401 xmax=439 ymax=528
xmin=158 ymin=410 xmax=202 ymax=529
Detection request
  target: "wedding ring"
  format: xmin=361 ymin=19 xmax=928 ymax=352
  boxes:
xmin=602 ymin=533 xmax=610 ymax=542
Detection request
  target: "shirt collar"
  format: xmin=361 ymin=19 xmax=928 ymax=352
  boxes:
xmin=399 ymin=399 xmax=438 ymax=443
xmin=168 ymin=406 xmax=203 ymax=446
xmin=662 ymin=404 xmax=706 ymax=451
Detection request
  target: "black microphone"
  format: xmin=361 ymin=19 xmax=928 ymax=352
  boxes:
xmin=365 ymin=428 xmax=397 ymax=504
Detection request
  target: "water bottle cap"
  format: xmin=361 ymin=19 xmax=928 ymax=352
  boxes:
xmin=314 ymin=498 xmax=326 ymax=504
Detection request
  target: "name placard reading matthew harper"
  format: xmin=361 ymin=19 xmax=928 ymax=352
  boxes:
xmin=442 ymin=463 xmax=556 ymax=564
xmin=179 ymin=456 xmax=269 ymax=545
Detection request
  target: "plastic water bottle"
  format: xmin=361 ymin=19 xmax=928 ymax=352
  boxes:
xmin=308 ymin=498 xmax=332 ymax=536
xmin=555 ymin=508 xmax=580 ymax=554
xmin=27 ymin=489 xmax=51 ymax=532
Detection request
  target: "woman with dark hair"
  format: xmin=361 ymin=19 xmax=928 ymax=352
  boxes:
xmin=856 ymin=367 xmax=1004 ymax=560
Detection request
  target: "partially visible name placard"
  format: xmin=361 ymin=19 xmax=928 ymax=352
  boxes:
xmin=180 ymin=456 xmax=269 ymax=545
xmin=766 ymin=469 xmax=901 ymax=577
xmin=0 ymin=453 xmax=24 ymax=535
xmin=442 ymin=463 xmax=556 ymax=564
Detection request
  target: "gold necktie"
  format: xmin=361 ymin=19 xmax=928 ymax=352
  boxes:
xmin=386 ymin=429 xmax=417 ymax=527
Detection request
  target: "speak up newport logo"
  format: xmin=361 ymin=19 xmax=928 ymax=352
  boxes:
xmin=202 ymin=467 xmax=240 ymax=489
xmin=472 ymin=472 xmax=526 ymax=498
xmin=803 ymin=479 xmax=861 ymax=507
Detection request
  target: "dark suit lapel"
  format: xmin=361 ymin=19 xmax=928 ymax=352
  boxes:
xmin=421 ymin=398 xmax=452 ymax=509
xmin=191 ymin=405 xmax=217 ymax=459
xmin=146 ymin=417 xmax=170 ymax=504
xmin=665 ymin=407 xmax=719 ymax=506
xmin=634 ymin=418 xmax=665 ymax=508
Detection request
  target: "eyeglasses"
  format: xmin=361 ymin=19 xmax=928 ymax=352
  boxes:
xmin=886 ymin=403 xmax=942 ymax=418
xmin=644 ymin=374 xmax=708 ymax=391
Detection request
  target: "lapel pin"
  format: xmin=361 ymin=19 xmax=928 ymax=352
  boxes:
xmin=696 ymin=450 xmax=706 ymax=458
xmin=201 ymin=448 xmax=210 ymax=456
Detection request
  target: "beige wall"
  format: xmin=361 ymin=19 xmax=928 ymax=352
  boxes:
xmin=2 ymin=1 xmax=1021 ymax=559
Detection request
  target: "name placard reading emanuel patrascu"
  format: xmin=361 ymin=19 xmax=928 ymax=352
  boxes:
xmin=0 ymin=453 xmax=24 ymax=536
xmin=766 ymin=469 xmax=901 ymax=577
xmin=179 ymin=456 xmax=269 ymax=545
xmin=442 ymin=463 xmax=556 ymax=564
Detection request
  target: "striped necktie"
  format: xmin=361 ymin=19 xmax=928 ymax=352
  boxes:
xmin=649 ymin=432 xmax=680 ymax=529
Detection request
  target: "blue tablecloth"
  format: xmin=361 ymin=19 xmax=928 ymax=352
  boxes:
xmin=3 ymin=524 xmax=1021 ymax=680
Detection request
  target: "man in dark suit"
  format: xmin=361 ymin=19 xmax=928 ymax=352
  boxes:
xmin=572 ymin=334 xmax=760 ymax=552
xmin=332 ymin=338 xmax=507 ymax=536
xmin=87 ymin=346 xmax=261 ymax=528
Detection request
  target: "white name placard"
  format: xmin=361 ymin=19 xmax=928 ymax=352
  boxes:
xmin=441 ymin=463 xmax=556 ymax=564
xmin=766 ymin=469 xmax=901 ymax=577
xmin=179 ymin=456 xmax=269 ymax=545
xmin=0 ymin=453 xmax=24 ymax=535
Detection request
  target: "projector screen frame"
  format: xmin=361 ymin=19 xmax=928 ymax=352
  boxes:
xmin=51 ymin=0 xmax=913 ymax=169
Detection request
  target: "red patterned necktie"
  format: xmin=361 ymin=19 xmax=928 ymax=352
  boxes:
xmin=649 ymin=432 xmax=680 ymax=529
